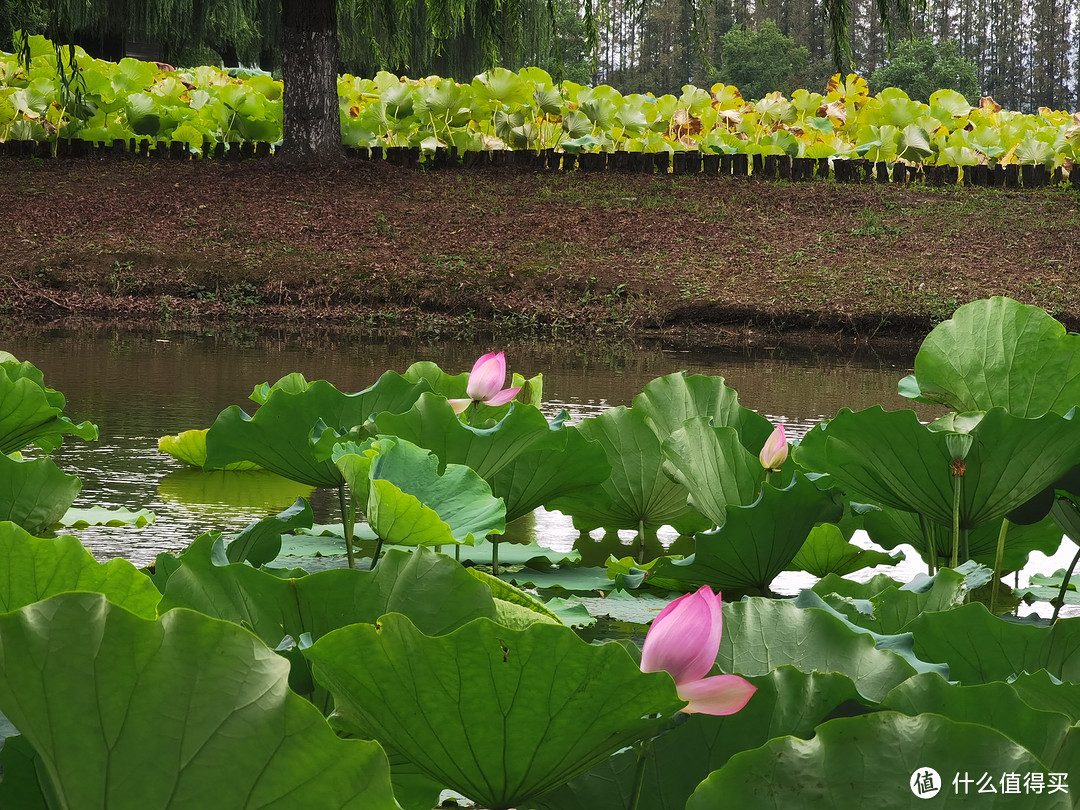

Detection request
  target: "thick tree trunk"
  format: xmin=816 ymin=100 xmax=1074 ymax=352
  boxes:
xmin=280 ymin=0 xmax=342 ymax=161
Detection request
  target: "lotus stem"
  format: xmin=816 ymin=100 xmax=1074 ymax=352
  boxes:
xmin=919 ymin=513 xmax=936 ymax=575
xmin=338 ymin=482 xmax=356 ymax=570
xmin=950 ymin=472 xmax=963 ymax=567
xmin=371 ymin=537 xmax=385 ymax=569
xmin=627 ymin=739 xmax=651 ymax=810
xmin=637 ymin=519 xmax=646 ymax=564
xmin=1052 ymin=541 xmax=1080 ymax=624
xmin=491 ymin=538 xmax=500 ymax=577
xmin=990 ymin=518 xmax=1009 ymax=615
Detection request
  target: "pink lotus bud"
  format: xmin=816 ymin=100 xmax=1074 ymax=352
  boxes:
xmin=460 ymin=352 xmax=521 ymax=409
xmin=759 ymin=422 xmax=788 ymax=472
xmin=640 ymin=586 xmax=756 ymax=715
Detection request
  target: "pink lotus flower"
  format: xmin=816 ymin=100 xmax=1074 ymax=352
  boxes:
xmin=759 ymin=422 xmax=788 ymax=472
xmin=449 ymin=352 xmax=522 ymax=414
xmin=640 ymin=586 xmax=756 ymax=715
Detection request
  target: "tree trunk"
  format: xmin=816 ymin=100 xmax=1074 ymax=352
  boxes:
xmin=280 ymin=0 xmax=341 ymax=161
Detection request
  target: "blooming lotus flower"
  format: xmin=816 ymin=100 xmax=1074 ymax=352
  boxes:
xmin=759 ymin=422 xmax=788 ymax=472
xmin=640 ymin=586 xmax=756 ymax=715
xmin=448 ymin=352 xmax=522 ymax=414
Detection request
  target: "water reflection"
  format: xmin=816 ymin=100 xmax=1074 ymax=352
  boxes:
xmin=5 ymin=324 xmax=1073 ymax=616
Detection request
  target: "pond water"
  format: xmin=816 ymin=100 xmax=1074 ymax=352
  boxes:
xmin=5 ymin=324 xmax=1078 ymax=617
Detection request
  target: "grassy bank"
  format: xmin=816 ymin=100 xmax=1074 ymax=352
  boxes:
xmin=3 ymin=156 xmax=1078 ymax=343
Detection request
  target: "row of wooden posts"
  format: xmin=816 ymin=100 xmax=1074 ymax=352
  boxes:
xmin=1 ymin=137 xmax=1074 ymax=189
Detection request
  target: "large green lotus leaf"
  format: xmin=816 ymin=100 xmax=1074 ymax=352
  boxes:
xmin=204 ymin=371 xmax=428 ymax=487
xmin=881 ymin=672 xmax=1072 ymax=766
xmin=908 ymin=602 xmax=1080 ymax=683
xmin=718 ymin=597 xmax=923 ymax=702
xmin=794 ymin=406 xmax=1080 ymax=530
xmin=813 ymin=565 xmax=969 ymax=635
xmin=1008 ymin=670 xmax=1080 ymax=724
xmin=899 ymin=297 xmax=1080 ymax=416
xmin=340 ymin=437 xmax=506 ymax=546
xmin=548 ymin=406 xmax=710 ymax=534
xmin=864 ymin=505 xmax=1063 ymax=570
xmin=307 ymin=613 xmax=683 ymax=810
xmin=660 ymin=418 xmax=764 ymax=527
xmin=0 ymin=454 xmax=81 ymax=535
xmin=158 ymin=428 xmax=260 ymax=470
xmin=489 ymin=421 xmax=611 ymax=522
xmin=632 ymin=372 xmax=774 ymax=448
xmin=530 ymin=666 xmax=862 ymax=810
xmin=0 ymin=522 xmax=159 ymax=618
xmin=648 ymin=473 xmax=841 ymax=593
xmin=371 ymin=395 xmax=563 ymax=480
xmin=688 ymin=712 xmax=1069 ymax=809
xmin=0 ymin=359 xmax=97 ymax=454
xmin=161 ymin=538 xmax=496 ymax=650
xmin=0 ymin=593 xmax=399 ymax=810
xmin=789 ymin=522 xmax=901 ymax=577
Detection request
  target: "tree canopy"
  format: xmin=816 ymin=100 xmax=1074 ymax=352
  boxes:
xmin=869 ymin=36 xmax=980 ymax=102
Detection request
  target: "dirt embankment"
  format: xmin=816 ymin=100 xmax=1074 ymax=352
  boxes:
xmin=3 ymin=156 xmax=1079 ymax=345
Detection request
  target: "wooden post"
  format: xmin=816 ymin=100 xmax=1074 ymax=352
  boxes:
xmin=671 ymin=151 xmax=687 ymax=175
xmin=732 ymin=154 xmax=748 ymax=176
xmin=1005 ymin=164 xmax=1020 ymax=188
xmin=752 ymin=153 xmax=764 ymax=177
xmin=684 ymin=151 xmax=702 ymax=175
xmin=720 ymin=154 xmax=733 ymax=176
xmin=655 ymin=152 xmax=670 ymax=174
xmin=702 ymin=153 xmax=719 ymax=175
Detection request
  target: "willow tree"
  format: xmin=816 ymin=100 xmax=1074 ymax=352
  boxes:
xmin=7 ymin=0 xmax=921 ymax=160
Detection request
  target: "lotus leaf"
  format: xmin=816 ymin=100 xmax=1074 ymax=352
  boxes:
xmin=371 ymin=394 xmax=563 ymax=479
xmin=0 ymin=454 xmax=81 ymax=534
xmin=335 ymin=436 xmax=506 ymax=547
xmin=0 ymin=593 xmax=400 ymax=810
xmin=689 ymin=712 xmax=1069 ymax=809
xmin=718 ymin=597 xmax=928 ymax=702
xmin=226 ymin=496 xmax=312 ymax=565
xmin=647 ymin=473 xmax=841 ymax=593
xmin=532 ymin=666 xmax=863 ymax=810
xmin=812 ymin=566 xmax=971 ymax=635
xmin=790 ymin=522 xmax=902 ymax=577
xmin=204 ymin=370 xmax=428 ymax=487
xmin=794 ymin=406 xmax=1080 ymax=532
xmin=881 ymin=672 xmax=1072 ymax=766
xmin=548 ymin=406 xmax=709 ymax=534
xmin=0 ymin=357 xmax=97 ymax=454
xmin=158 ymin=428 xmax=261 ymax=470
xmin=55 ymin=505 xmax=155 ymax=528
xmin=0 ymin=522 xmax=159 ymax=617
xmin=899 ymin=297 xmax=1080 ymax=416
xmin=909 ymin=602 xmax=1080 ymax=683
xmin=632 ymin=372 xmax=774 ymax=448
xmin=307 ymin=613 xmax=683 ymax=809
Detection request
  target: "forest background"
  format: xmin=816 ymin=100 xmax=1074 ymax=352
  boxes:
xmin=2 ymin=0 xmax=1076 ymax=115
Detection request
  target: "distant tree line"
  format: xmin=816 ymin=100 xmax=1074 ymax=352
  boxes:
xmin=584 ymin=0 xmax=1075 ymax=110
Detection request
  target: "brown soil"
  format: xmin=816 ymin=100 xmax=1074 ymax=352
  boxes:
xmin=3 ymin=156 xmax=1079 ymax=345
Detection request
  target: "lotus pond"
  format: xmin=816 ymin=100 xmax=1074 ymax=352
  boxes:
xmin=1 ymin=298 xmax=1079 ymax=808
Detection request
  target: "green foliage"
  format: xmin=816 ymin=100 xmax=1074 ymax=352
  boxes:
xmin=0 ymin=593 xmax=401 ymax=810
xmin=869 ymin=37 xmax=980 ymax=104
xmin=307 ymin=613 xmax=684 ymax=809
xmin=718 ymin=21 xmax=809 ymax=101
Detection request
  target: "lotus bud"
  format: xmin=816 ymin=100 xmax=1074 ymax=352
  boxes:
xmin=640 ymin=586 xmax=756 ymax=716
xmin=759 ymin=422 xmax=788 ymax=472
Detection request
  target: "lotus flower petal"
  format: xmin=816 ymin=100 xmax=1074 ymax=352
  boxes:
xmin=466 ymin=352 xmax=507 ymax=402
xmin=447 ymin=398 xmax=472 ymax=414
xmin=484 ymin=387 xmax=522 ymax=407
xmin=640 ymin=587 xmax=723 ymax=685
xmin=676 ymin=673 xmax=758 ymax=715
